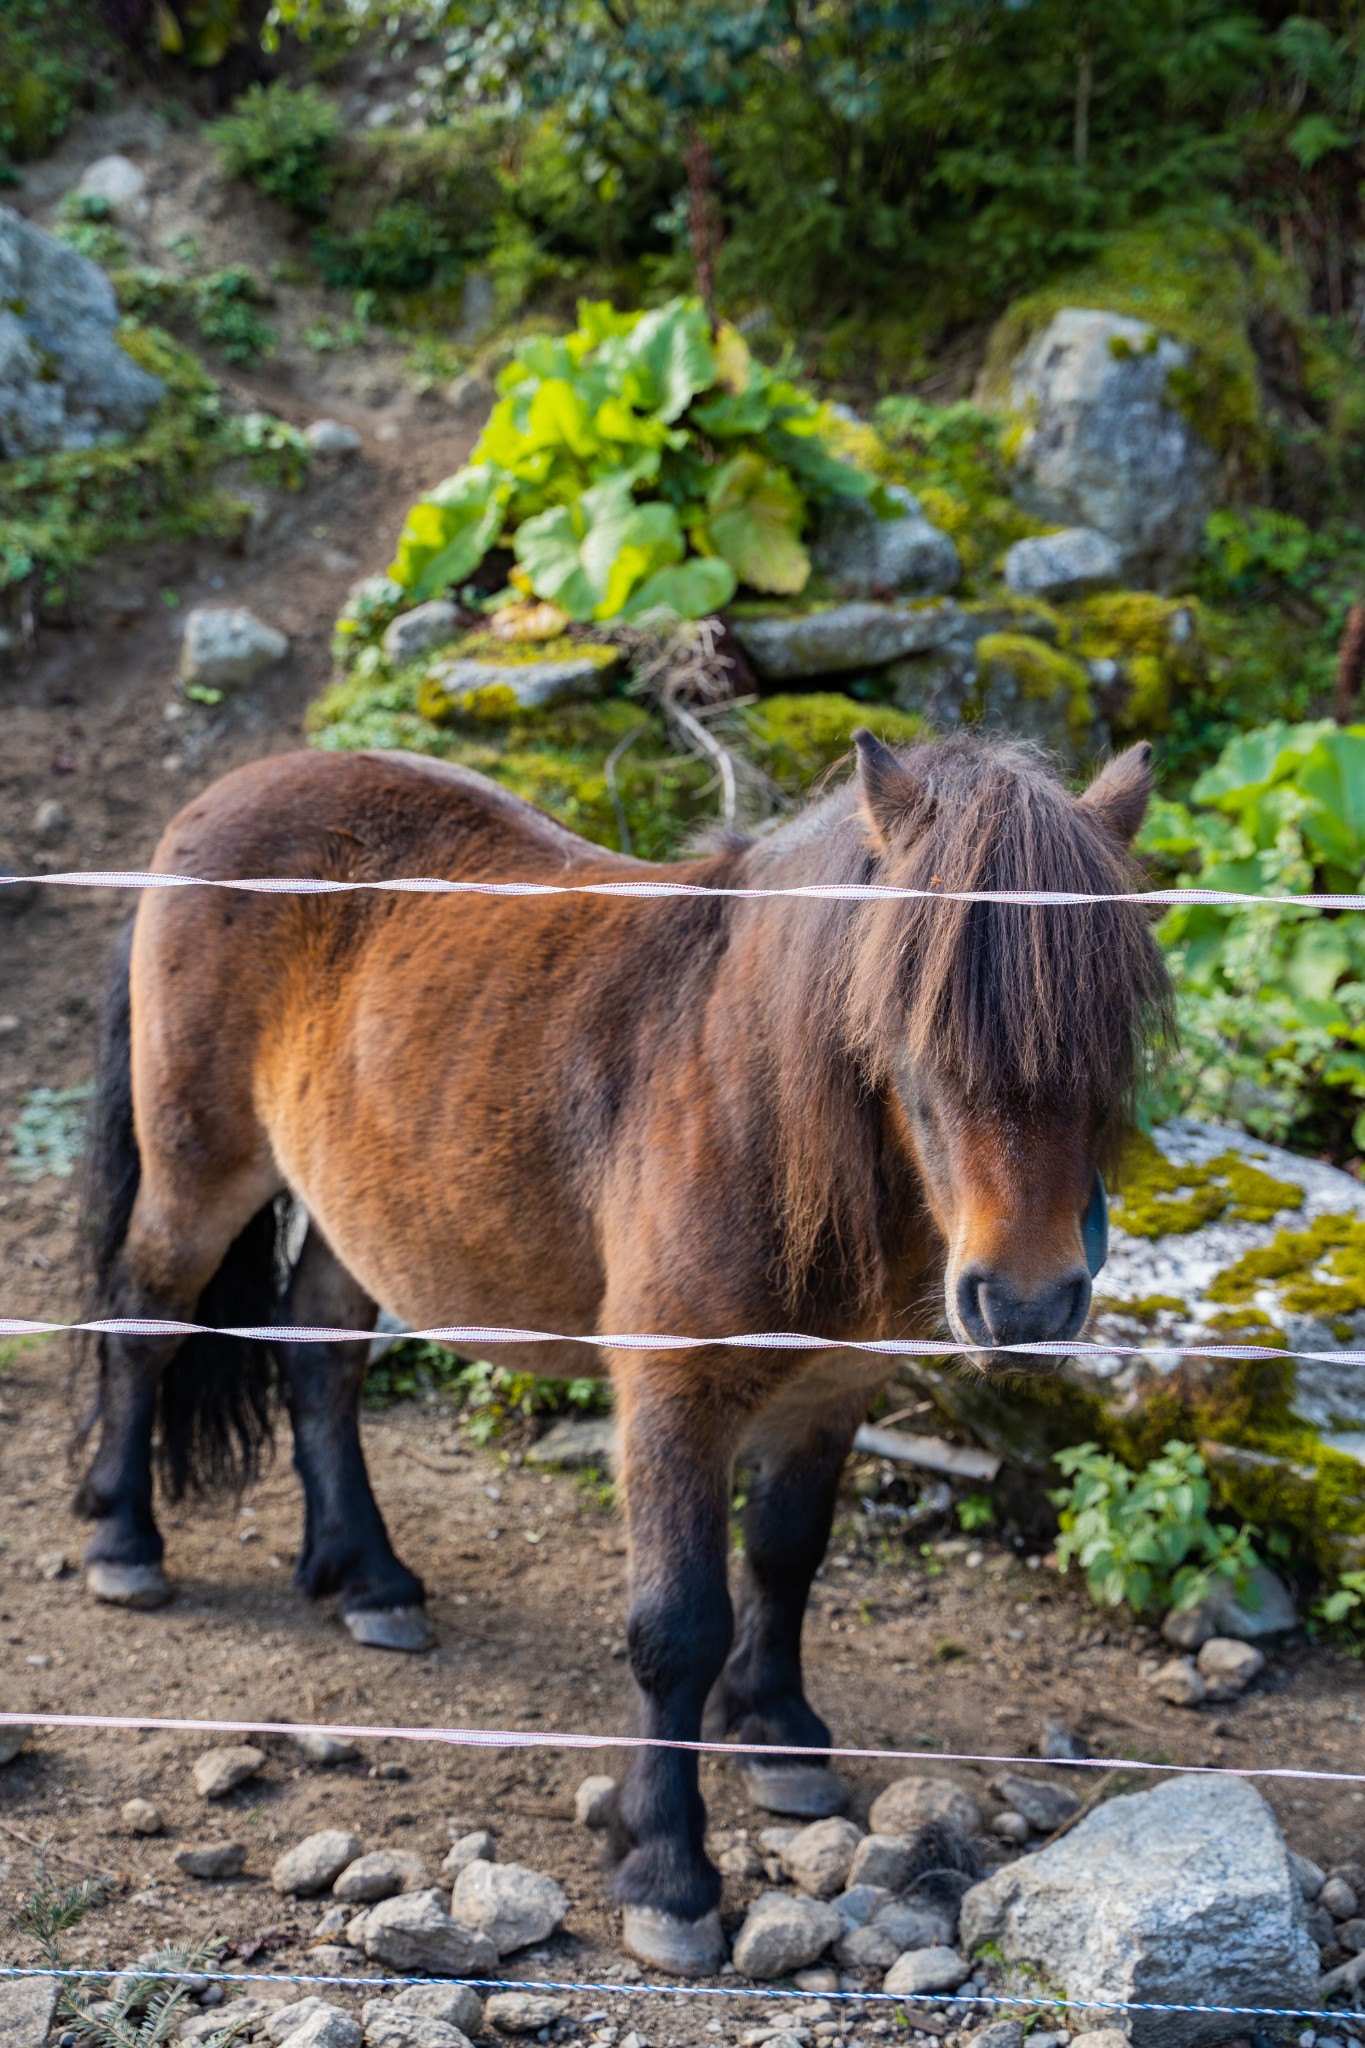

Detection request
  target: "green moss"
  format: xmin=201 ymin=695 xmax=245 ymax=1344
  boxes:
xmin=1208 ymin=1211 xmax=1365 ymax=1307
xmin=739 ymin=693 xmax=922 ymax=794
xmin=973 ymin=631 xmax=1093 ymax=744
xmin=1112 ymin=1133 xmax=1303 ymax=1239
xmin=1092 ymin=1293 xmax=1187 ymax=1322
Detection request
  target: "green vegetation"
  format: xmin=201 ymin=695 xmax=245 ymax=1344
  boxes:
xmin=0 ymin=0 xmax=114 ymax=173
xmin=1140 ymin=720 xmax=1365 ymax=1158
xmin=365 ymin=1341 xmax=608 ymax=1444
xmin=1111 ymin=1133 xmax=1304 ymax=1238
xmin=7 ymin=1084 xmax=94 ymax=1181
xmin=207 ymin=79 xmax=341 ymax=215
xmin=1051 ymin=1439 xmax=1260 ymax=1617
xmin=383 ymin=298 xmax=890 ymax=624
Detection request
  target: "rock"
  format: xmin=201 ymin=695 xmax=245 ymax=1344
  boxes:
xmin=831 ymin=1883 xmax=891 ymax=1929
xmin=574 ymin=1773 xmax=619 ymax=1827
xmin=440 ymin=1829 xmax=495 ymax=1876
xmin=272 ymin=1830 xmax=365 ymax=1896
xmin=1336 ymin=1916 xmax=1365 ymax=1952
xmin=993 ymin=1811 xmax=1030 ymax=1845
xmin=122 ymin=1796 xmax=163 ymax=1835
xmin=278 ymin=2011 xmax=361 ymax=2048
xmin=77 ymin=154 xmax=147 ymax=216
xmin=361 ymin=1888 xmax=499 ymax=1976
xmin=292 ymin=1730 xmax=360 ymax=1766
xmin=361 ymin=2013 xmax=470 ymax=2048
xmin=970 ymin=632 xmax=1102 ymax=764
xmin=1150 ymin=1657 xmax=1206 ymax=1708
xmin=731 ymin=1891 xmax=844 ymax=1979
xmin=1321 ymin=1876 xmax=1359 ymax=1920
xmin=382 ymin=600 xmax=461 ymax=664
xmin=1003 ymin=307 xmax=1218 ymax=586
xmin=305 ymin=420 xmax=362 ymax=457
xmin=180 ymin=2003 xmax=271 ymax=2044
xmin=450 ymin=1858 xmax=568 ymax=1954
xmin=833 ymin=1922 xmax=901 ymax=1971
xmin=1291 ymin=1851 xmax=1325 ymax=1901
xmin=881 ymin=1947 xmax=970 ymax=1996
xmin=1202 ymin=1566 xmax=1299 ymax=1640
xmin=180 ymin=611 xmax=288 ymax=693
xmin=1068 ymin=2034 xmax=1129 ymax=2048
xmin=1160 ymin=1605 xmax=1215 ymax=1651
xmin=0 ymin=202 xmax=165 ymax=458
xmin=526 ymin=1416 xmax=616 ymax=1470
xmin=780 ymin=1817 xmax=864 ymax=1899
xmin=1194 ymin=1637 xmax=1265 ymax=1700
xmin=846 ymin=1836 xmax=914 ymax=1891
xmin=266 ymin=2003 xmax=333 ymax=2044
xmin=1306 ymin=1901 xmax=1335 ymax=1947
xmin=445 ymin=373 xmax=495 ymax=422
xmin=867 ymin=1775 xmax=981 ymax=1839
xmin=959 ymin=1773 xmax=1317 ymax=2047
xmin=345 ymin=1909 xmax=372 ymax=1948
xmin=193 ymin=1745 xmax=265 ymax=1800
xmin=969 ymin=2025 xmax=1025 ymax=2048
xmin=313 ymin=1905 xmax=350 ymax=1940
xmin=334 ymin=1849 xmax=430 ymax=1902
xmin=0 ymin=1977 xmax=56 ymax=2048
xmin=791 ymin=1970 xmax=838 ymax=1994
xmin=174 ymin=1841 xmax=246 ymax=1879
xmin=422 ymin=652 xmax=618 ymax=714
xmin=732 ymin=601 xmax=959 ymax=683
xmin=1002 ymin=528 xmax=1120 ymax=603
xmin=810 ymin=486 xmax=960 ymax=599
xmin=719 ymin=1841 xmax=764 ymax=1878
xmin=872 ymin=1900 xmax=955 ymax=1952
xmin=36 ymin=1550 xmax=69 ymax=1580
xmin=387 ymin=1988 xmax=483 ymax=2035
xmin=989 ymin=1774 xmax=1081 ymax=1834
xmin=33 ymin=799 xmax=69 ymax=840
xmin=483 ymin=1996 xmax=566 ymax=2035
xmin=1040 ymin=1717 xmax=1091 ymax=1762
xmin=0 ymin=1726 xmax=32 ymax=1766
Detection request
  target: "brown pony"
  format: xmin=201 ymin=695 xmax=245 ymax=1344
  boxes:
xmin=77 ymin=730 xmax=1170 ymax=1972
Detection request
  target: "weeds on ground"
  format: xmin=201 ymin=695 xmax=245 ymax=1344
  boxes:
xmin=365 ymin=1340 xmax=609 ymax=1440
xmin=8 ymin=1083 xmax=95 ymax=1181
xmin=1051 ymin=1439 xmax=1260 ymax=1618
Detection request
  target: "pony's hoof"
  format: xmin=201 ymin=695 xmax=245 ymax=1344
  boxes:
xmin=85 ymin=1560 xmax=172 ymax=1610
xmin=343 ymin=1604 xmax=434 ymax=1653
xmin=621 ymin=1906 xmax=726 ymax=1976
xmin=740 ymin=1761 xmax=847 ymax=1817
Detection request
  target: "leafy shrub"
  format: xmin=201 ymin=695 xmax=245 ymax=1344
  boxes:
xmin=208 ymin=80 xmax=341 ymax=216
xmin=189 ymin=267 xmax=277 ymax=364
xmin=53 ymin=191 xmax=127 ymax=266
xmin=365 ymin=1340 xmax=608 ymax=1441
xmin=1052 ymin=1440 xmax=1259 ymax=1618
xmin=313 ymin=203 xmax=456 ymax=294
xmin=0 ymin=0 xmax=112 ymax=172
xmin=1140 ymin=718 xmax=1365 ymax=1153
xmin=385 ymin=297 xmax=888 ymax=624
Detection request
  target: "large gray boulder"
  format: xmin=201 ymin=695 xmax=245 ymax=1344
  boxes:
xmin=1002 ymin=527 xmax=1121 ymax=602
xmin=959 ymin=1774 xmax=1317 ymax=2047
xmin=732 ymin=600 xmax=959 ymax=682
xmin=811 ymin=486 xmax=960 ymax=598
xmin=0 ymin=203 xmax=164 ymax=459
xmin=1006 ymin=308 xmax=1218 ymax=587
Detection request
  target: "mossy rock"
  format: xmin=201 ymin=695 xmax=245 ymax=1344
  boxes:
xmin=971 ymin=631 xmax=1100 ymax=757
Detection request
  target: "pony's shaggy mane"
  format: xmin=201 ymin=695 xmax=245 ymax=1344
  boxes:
xmin=750 ymin=733 xmax=1175 ymax=1314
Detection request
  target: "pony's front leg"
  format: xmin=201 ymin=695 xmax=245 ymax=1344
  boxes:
xmin=611 ymin=1353 xmax=736 ymax=1976
xmin=714 ymin=1386 xmax=869 ymax=1817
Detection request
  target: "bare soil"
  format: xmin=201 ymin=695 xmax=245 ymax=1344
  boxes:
xmin=2 ymin=99 xmax=1365 ymax=2043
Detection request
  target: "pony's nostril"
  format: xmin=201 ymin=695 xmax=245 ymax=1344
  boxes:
xmin=953 ymin=1267 xmax=991 ymax=1344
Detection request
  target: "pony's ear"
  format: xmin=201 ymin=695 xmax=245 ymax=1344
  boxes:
xmin=1079 ymin=742 xmax=1153 ymax=846
xmin=853 ymin=728 xmax=932 ymax=850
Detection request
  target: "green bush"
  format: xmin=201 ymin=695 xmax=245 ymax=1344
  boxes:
xmin=1052 ymin=1439 xmax=1260 ymax=1618
xmin=188 ymin=266 xmax=276 ymax=364
xmin=313 ymin=203 xmax=456 ymax=294
xmin=384 ymin=296 xmax=889 ymax=625
xmin=0 ymin=0 xmax=112 ymax=172
xmin=1140 ymin=718 xmax=1365 ymax=1155
xmin=208 ymin=80 xmax=341 ymax=216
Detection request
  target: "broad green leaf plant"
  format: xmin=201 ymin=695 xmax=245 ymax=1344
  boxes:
xmin=1141 ymin=718 xmax=1365 ymax=1156
xmin=385 ymin=297 xmax=890 ymax=623
xmin=1052 ymin=1440 xmax=1260 ymax=1618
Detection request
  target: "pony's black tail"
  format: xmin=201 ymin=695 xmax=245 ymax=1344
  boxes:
xmin=80 ymin=918 xmax=280 ymax=1499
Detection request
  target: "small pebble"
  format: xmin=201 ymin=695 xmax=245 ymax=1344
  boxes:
xmin=122 ymin=1796 xmax=163 ymax=1835
xmin=1323 ymin=1876 xmax=1360 ymax=1920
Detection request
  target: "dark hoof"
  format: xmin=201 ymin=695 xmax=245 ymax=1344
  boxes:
xmin=343 ymin=1604 xmax=434 ymax=1653
xmin=86 ymin=1559 xmax=172 ymax=1610
xmin=740 ymin=1760 xmax=847 ymax=1816
xmin=621 ymin=1906 xmax=726 ymax=1975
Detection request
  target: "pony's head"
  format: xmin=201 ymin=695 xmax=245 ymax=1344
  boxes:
xmin=840 ymin=730 xmax=1172 ymax=1370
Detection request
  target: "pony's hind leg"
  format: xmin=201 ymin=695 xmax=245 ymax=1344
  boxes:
xmin=280 ymin=1224 xmax=432 ymax=1653
xmin=714 ymin=1385 xmax=869 ymax=1817
xmin=609 ymin=1353 xmax=736 ymax=1976
xmin=75 ymin=1324 xmax=184 ymax=1609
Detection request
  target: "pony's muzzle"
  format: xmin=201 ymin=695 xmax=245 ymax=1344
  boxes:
xmin=951 ymin=1262 xmax=1092 ymax=1363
